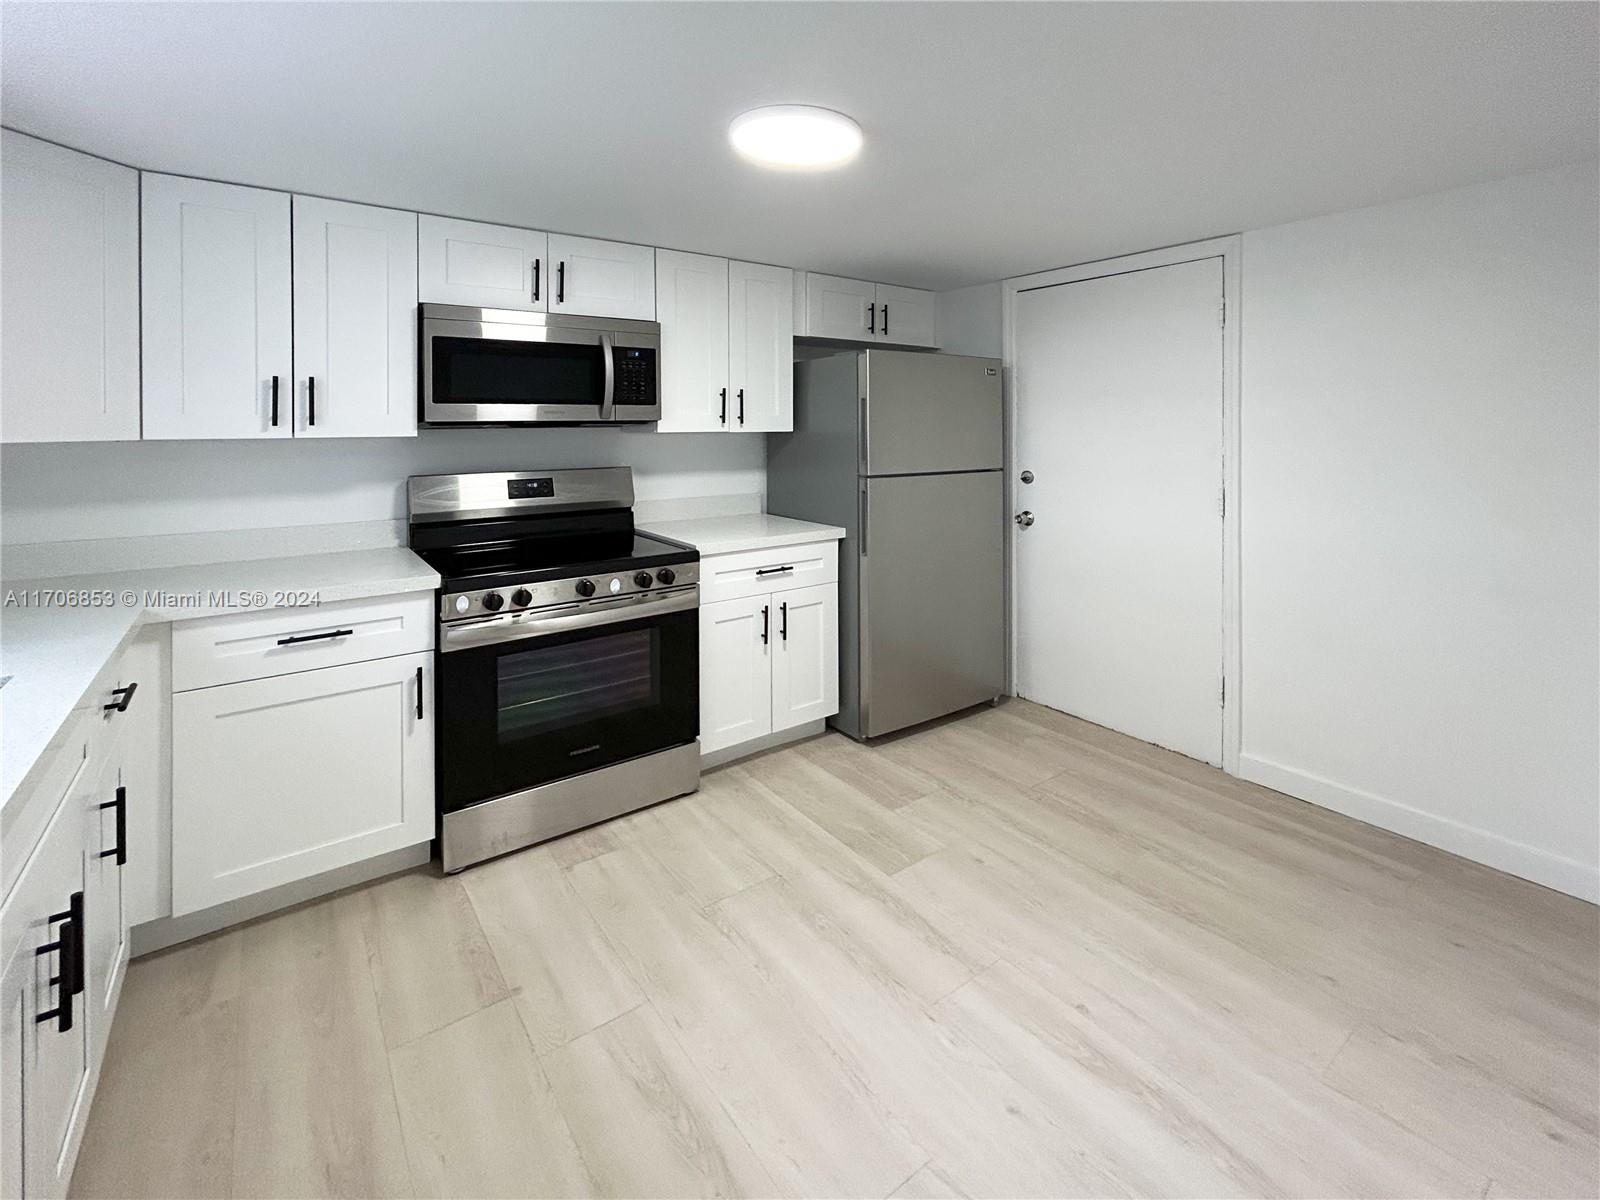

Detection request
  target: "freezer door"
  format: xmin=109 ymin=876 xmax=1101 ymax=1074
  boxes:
xmin=862 ymin=350 xmax=1002 ymax=476
xmin=859 ymin=470 xmax=1005 ymax=737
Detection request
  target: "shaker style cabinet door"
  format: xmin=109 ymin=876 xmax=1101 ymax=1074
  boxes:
xmin=548 ymin=234 xmax=655 ymax=320
xmin=698 ymin=595 xmax=773 ymax=754
xmin=292 ymin=196 xmax=418 ymax=438
xmin=801 ymin=273 xmax=875 ymax=339
xmin=654 ymin=249 xmax=729 ymax=432
xmin=418 ymin=215 xmax=547 ymax=312
xmin=873 ymin=283 xmax=938 ymax=348
xmin=728 ymin=261 xmax=794 ymax=432
xmin=0 ymin=131 xmax=140 ymax=444
xmin=171 ymin=651 xmax=434 ymax=915
xmin=770 ymin=583 xmax=840 ymax=732
xmin=141 ymin=174 xmax=293 ymax=440
xmin=81 ymin=751 xmax=126 ymax=1071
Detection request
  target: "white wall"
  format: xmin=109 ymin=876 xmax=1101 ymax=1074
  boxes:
xmin=1239 ymin=161 xmax=1599 ymax=900
xmin=938 ymin=282 xmax=1003 ymax=357
xmin=0 ymin=430 xmax=765 ymax=545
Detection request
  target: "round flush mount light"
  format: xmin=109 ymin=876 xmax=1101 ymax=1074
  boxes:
xmin=729 ymin=105 xmax=863 ymax=170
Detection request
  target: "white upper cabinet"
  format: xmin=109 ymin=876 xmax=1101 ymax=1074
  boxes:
xmin=729 ymin=260 xmax=794 ymax=432
xmin=655 ymin=250 xmax=729 ymax=432
xmin=293 ymin=196 xmax=418 ymax=438
xmin=549 ymin=234 xmax=655 ymax=320
xmin=794 ymin=272 xmax=938 ymax=347
xmin=418 ymin=215 xmax=546 ymax=311
xmin=873 ymin=283 xmax=937 ymax=348
xmin=142 ymin=174 xmax=293 ymax=440
xmin=0 ymin=131 xmax=139 ymax=443
xmin=799 ymin=273 xmax=877 ymax=340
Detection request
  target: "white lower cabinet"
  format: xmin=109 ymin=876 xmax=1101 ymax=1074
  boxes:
xmin=171 ymin=649 xmax=434 ymax=915
xmin=698 ymin=543 xmax=840 ymax=757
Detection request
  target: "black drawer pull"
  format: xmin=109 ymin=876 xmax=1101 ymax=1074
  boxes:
xmin=271 ymin=375 xmax=280 ymax=427
xmin=557 ymin=260 xmax=565 ymax=304
xmin=868 ymin=302 xmax=876 ymax=335
xmin=99 ymin=785 xmax=127 ymax=866
xmin=719 ymin=387 xmax=727 ymax=426
xmin=276 ymin=628 xmax=354 ymax=646
xmin=755 ymin=565 xmax=794 ymax=577
xmin=737 ymin=388 xmax=745 ymax=425
xmin=307 ymin=376 xmax=317 ymax=426
xmin=35 ymin=918 xmax=76 ymax=1032
xmin=416 ymin=666 xmax=425 ymax=720
xmin=761 ymin=604 xmax=769 ymax=645
xmin=780 ymin=601 xmax=788 ymax=642
xmin=532 ymin=258 xmax=541 ymax=302
xmin=104 ymin=682 xmax=138 ymax=713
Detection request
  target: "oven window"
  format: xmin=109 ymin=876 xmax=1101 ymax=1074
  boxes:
xmin=497 ymin=629 xmax=659 ymax=739
xmin=434 ymin=337 xmax=603 ymax=406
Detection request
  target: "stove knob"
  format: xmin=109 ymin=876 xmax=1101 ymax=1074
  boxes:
xmin=575 ymin=579 xmax=596 ymax=598
xmin=656 ymin=567 xmax=676 ymax=586
xmin=633 ymin=571 xmax=653 ymax=588
xmin=480 ymin=591 xmax=505 ymax=612
xmin=511 ymin=587 xmax=532 ymax=608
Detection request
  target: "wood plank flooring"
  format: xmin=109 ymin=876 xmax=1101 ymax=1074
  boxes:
xmin=70 ymin=700 xmax=1599 ymax=1199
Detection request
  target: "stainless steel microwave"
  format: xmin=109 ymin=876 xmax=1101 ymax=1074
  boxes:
xmin=420 ymin=303 xmax=660 ymax=426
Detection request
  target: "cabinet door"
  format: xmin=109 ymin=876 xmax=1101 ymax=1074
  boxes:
xmin=418 ymin=215 xmax=546 ymax=311
xmin=117 ymin=625 xmax=169 ymax=928
xmin=142 ymin=174 xmax=293 ymax=440
xmin=803 ymin=273 xmax=875 ymax=340
xmin=874 ymin=284 xmax=938 ymax=347
xmin=654 ymin=249 xmax=729 ymax=432
xmin=729 ymin=261 xmax=794 ymax=432
xmin=0 ymin=131 xmax=139 ymax=444
xmin=771 ymin=584 xmax=840 ymax=732
xmin=293 ymin=196 xmax=418 ymax=438
xmin=171 ymin=651 xmax=433 ymax=915
xmin=1 ymin=790 xmax=88 ymax=1200
xmin=699 ymin=595 xmax=773 ymax=755
xmin=548 ymin=234 xmax=655 ymax=319
xmin=81 ymin=751 xmax=125 ymax=1070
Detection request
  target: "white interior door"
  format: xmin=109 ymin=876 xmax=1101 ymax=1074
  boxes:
xmin=1014 ymin=256 xmax=1224 ymax=764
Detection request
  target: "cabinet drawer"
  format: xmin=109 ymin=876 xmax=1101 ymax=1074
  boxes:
xmin=697 ymin=540 xmax=839 ymax=605
xmin=172 ymin=593 xmax=433 ymax=691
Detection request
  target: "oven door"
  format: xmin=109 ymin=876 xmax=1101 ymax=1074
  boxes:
xmin=435 ymin=588 xmax=698 ymax=813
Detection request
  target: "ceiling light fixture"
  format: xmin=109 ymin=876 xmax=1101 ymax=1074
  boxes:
xmin=729 ymin=105 xmax=863 ymax=171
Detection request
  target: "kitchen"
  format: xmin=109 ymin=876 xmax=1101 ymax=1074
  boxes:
xmin=1 ymin=3 xmax=1596 ymax=1199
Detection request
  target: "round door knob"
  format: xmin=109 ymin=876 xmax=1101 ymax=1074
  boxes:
xmin=1014 ymin=511 xmax=1035 ymax=527
xmin=656 ymin=567 xmax=676 ymax=585
xmin=481 ymin=591 xmax=505 ymax=611
xmin=634 ymin=571 xmax=653 ymax=588
xmin=575 ymin=579 xmax=596 ymax=598
xmin=510 ymin=588 xmax=532 ymax=607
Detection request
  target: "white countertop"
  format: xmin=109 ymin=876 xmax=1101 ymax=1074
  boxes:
xmin=641 ymin=513 xmax=846 ymax=555
xmin=1 ymin=546 xmax=438 ymax=814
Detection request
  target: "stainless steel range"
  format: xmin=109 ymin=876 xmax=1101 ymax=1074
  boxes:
xmin=407 ymin=468 xmax=699 ymax=872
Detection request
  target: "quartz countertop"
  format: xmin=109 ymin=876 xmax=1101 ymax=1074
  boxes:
xmin=640 ymin=513 xmax=846 ymax=556
xmin=1 ymin=546 xmax=439 ymax=815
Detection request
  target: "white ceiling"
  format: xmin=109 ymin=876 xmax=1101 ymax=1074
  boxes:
xmin=3 ymin=2 xmax=1595 ymax=291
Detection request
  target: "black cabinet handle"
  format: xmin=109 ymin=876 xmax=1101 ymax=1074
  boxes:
xmin=780 ymin=601 xmax=788 ymax=642
xmin=276 ymin=628 xmax=353 ymax=646
xmin=557 ymin=261 xmax=565 ymax=304
xmin=882 ymin=303 xmax=889 ymax=337
xmin=755 ymin=565 xmax=794 ymax=577
xmin=99 ymin=785 xmax=127 ymax=866
xmin=36 ymin=919 xmax=77 ymax=1032
xmin=416 ymin=666 xmax=424 ymax=720
xmin=271 ymin=375 xmax=280 ymax=427
xmin=719 ymin=387 xmax=727 ymax=426
xmin=308 ymin=376 xmax=317 ymax=426
xmin=868 ymin=302 xmax=876 ymax=335
xmin=761 ymin=604 xmax=769 ymax=645
xmin=532 ymin=258 xmax=541 ymax=302
xmin=104 ymin=682 xmax=137 ymax=713
xmin=737 ymin=388 xmax=745 ymax=425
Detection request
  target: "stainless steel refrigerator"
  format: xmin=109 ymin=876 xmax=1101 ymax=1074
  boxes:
xmin=768 ymin=349 xmax=1005 ymax=739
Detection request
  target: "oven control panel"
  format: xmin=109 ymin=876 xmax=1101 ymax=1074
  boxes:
xmin=441 ymin=561 xmax=699 ymax=621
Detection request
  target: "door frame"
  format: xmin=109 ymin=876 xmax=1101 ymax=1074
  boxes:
xmin=1001 ymin=234 xmax=1242 ymax=774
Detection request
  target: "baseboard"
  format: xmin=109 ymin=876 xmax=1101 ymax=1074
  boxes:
xmin=700 ymin=720 xmax=828 ymax=770
xmin=1238 ymin=753 xmax=1599 ymax=903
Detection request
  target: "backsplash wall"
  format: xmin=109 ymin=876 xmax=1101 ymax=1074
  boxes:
xmin=0 ymin=430 xmax=765 ymax=546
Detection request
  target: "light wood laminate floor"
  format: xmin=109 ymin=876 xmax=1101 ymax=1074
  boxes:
xmin=72 ymin=700 xmax=1599 ymax=1199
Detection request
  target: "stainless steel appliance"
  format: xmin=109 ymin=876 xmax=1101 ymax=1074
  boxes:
xmin=420 ymin=304 xmax=661 ymax=426
xmin=768 ymin=349 xmax=1005 ymax=739
xmin=407 ymin=468 xmax=699 ymax=871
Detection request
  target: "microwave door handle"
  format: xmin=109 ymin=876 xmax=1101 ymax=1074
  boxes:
xmin=599 ymin=332 xmax=616 ymax=420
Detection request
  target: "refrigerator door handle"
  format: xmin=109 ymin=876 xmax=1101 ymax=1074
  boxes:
xmin=858 ymin=481 xmax=868 ymax=557
xmin=859 ymin=393 xmax=869 ymax=473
